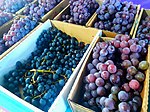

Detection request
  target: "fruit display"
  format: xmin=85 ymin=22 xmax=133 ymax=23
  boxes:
xmin=0 ymin=17 xmax=37 ymax=55
xmin=60 ymin=0 xmax=98 ymax=25
xmin=94 ymin=0 xmax=137 ymax=34
xmin=0 ymin=11 xmax=13 ymax=27
xmin=136 ymin=16 xmax=150 ymax=44
xmin=2 ymin=26 xmax=89 ymax=112
xmin=22 ymin=0 xmax=61 ymax=21
xmin=0 ymin=0 xmax=33 ymax=13
xmin=81 ymin=34 xmax=149 ymax=111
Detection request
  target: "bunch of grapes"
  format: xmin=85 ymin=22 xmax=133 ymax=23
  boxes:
xmin=0 ymin=17 xmax=37 ymax=55
xmin=23 ymin=0 xmax=61 ymax=21
xmin=82 ymin=34 xmax=149 ymax=111
xmin=61 ymin=0 xmax=98 ymax=25
xmin=3 ymin=27 xmax=89 ymax=112
xmin=94 ymin=0 xmax=137 ymax=34
xmin=0 ymin=11 xmax=13 ymax=26
xmin=0 ymin=0 xmax=33 ymax=13
xmin=136 ymin=16 xmax=150 ymax=44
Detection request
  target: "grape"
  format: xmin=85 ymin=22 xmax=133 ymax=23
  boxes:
xmin=118 ymin=91 xmax=129 ymax=101
xmin=102 ymin=108 xmax=110 ymax=112
xmin=95 ymin=77 xmax=105 ymax=86
xmin=121 ymin=60 xmax=132 ymax=69
xmin=107 ymin=64 xmax=117 ymax=73
xmin=129 ymin=79 xmax=140 ymax=90
xmin=110 ymin=74 xmax=120 ymax=85
xmin=92 ymin=59 xmax=99 ymax=66
xmin=111 ymin=86 xmax=120 ymax=94
xmin=122 ymin=83 xmax=130 ymax=92
xmin=101 ymin=71 xmax=110 ymax=80
xmin=131 ymin=58 xmax=139 ymax=66
xmin=84 ymin=92 xmax=91 ymax=100
xmin=104 ymin=98 xmax=115 ymax=110
xmin=138 ymin=61 xmax=149 ymax=70
xmin=91 ymin=90 xmax=98 ymax=98
xmin=0 ymin=11 xmax=13 ymax=26
xmin=3 ymin=27 xmax=89 ymax=111
xmin=0 ymin=0 xmax=33 ymax=13
xmin=118 ymin=102 xmax=130 ymax=112
xmin=61 ymin=0 xmax=98 ymax=25
xmin=96 ymin=87 xmax=106 ymax=96
xmin=127 ymin=66 xmax=137 ymax=76
xmin=87 ymin=63 xmax=94 ymax=71
xmin=0 ymin=17 xmax=37 ymax=55
xmin=94 ymin=72 xmax=100 ymax=78
xmin=136 ymin=16 xmax=150 ymax=43
xmin=82 ymin=34 xmax=148 ymax=111
xmin=94 ymin=0 xmax=136 ymax=34
xmin=98 ymin=64 xmax=108 ymax=71
xmin=88 ymin=98 xmax=96 ymax=106
xmin=22 ymin=0 xmax=61 ymax=21
xmin=99 ymin=97 xmax=106 ymax=107
xmin=87 ymin=74 xmax=96 ymax=83
xmin=89 ymin=83 xmax=97 ymax=90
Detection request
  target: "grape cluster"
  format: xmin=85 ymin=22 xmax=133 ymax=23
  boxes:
xmin=0 ymin=17 xmax=37 ymax=55
xmin=82 ymin=34 xmax=149 ymax=111
xmin=136 ymin=16 xmax=150 ymax=44
xmin=61 ymin=0 xmax=98 ymax=25
xmin=0 ymin=0 xmax=33 ymax=13
xmin=94 ymin=0 xmax=137 ymax=34
xmin=3 ymin=27 xmax=89 ymax=112
xmin=0 ymin=11 xmax=13 ymax=26
xmin=23 ymin=0 xmax=61 ymax=21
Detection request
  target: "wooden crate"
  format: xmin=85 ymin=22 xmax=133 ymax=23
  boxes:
xmin=68 ymin=34 xmax=150 ymax=112
xmin=86 ymin=5 xmax=141 ymax=36
xmin=133 ymin=8 xmax=150 ymax=38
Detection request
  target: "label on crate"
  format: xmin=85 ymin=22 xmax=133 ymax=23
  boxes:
xmin=0 ymin=89 xmax=33 ymax=112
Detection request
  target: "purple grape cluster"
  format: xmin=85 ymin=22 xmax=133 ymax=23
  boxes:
xmin=23 ymin=0 xmax=61 ymax=20
xmin=0 ymin=17 xmax=37 ymax=54
xmin=0 ymin=0 xmax=33 ymax=13
xmin=82 ymin=34 xmax=149 ymax=111
xmin=0 ymin=11 xmax=13 ymax=26
xmin=61 ymin=0 xmax=98 ymax=25
xmin=136 ymin=16 xmax=150 ymax=44
xmin=94 ymin=0 xmax=137 ymax=34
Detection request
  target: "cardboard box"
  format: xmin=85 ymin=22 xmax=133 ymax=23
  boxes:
xmin=54 ymin=4 xmax=97 ymax=26
xmin=0 ymin=86 xmax=43 ymax=112
xmin=68 ymin=35 xmax=150 ymax=112
xmin=133 ymin=8 xmax=150 ymax=38
xmin=0 ymin=20 xmax=100 ymax=112
xmin=0 ymin=16 xmax=42 ymax=60
xmin=17 ymin=0 xmax=69 ymax=22
xmin=86 ymin=5 xmax=141 ymax=36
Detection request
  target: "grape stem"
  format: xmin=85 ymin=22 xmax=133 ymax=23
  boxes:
xmin=33 ymin=91 xmax=46 ymax=99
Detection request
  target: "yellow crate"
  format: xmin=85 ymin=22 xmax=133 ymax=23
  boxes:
xmin=133 ymin=8 xmax=150 ymax=38
xmin=86 ymin=5 xmax=141 ymax=36
xmin=68 ymin=34 xmax=150 ymax=112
